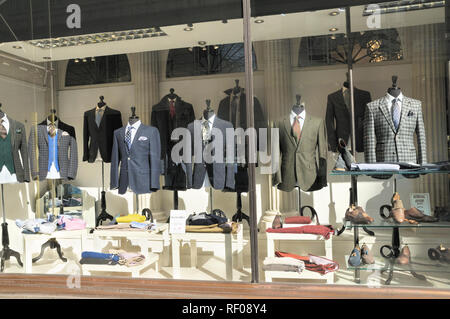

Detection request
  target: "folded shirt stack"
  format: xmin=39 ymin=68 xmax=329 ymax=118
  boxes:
xmin=79 ymin=250 xmax=146 ymax=267
xmin=109 ymin=249 xmax=146 ymax=267
xmin=185 ymin=222 xmax=239 ymax=234
xmin=95 ymin=222 xmax=156 ymax=231
xmin=116 ymin=214 xmax=147 ymax=223
xmin=266 ymin=224 xmax=335 ymax=239
xmin=15 ymin=219 xmax=57 ymax=235
xmin=57 ymin=215 xmax=86 ymax=231
xmin=284 ymin=216 xmax=312 ymax=224
xmin=262 ymin=257 xmax=305 ymax=273
xmin=275 ymin=251 xmax=339 ymax=275
xmin=351 ymin=163 xmax=400 ymax=171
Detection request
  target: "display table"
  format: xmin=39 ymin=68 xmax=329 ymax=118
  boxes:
xmin=171 ymin=225 xmax=243 ymax=280
xmin=22 ymin=229 xmax=87 ymax=274
xmin=81 ymin=252 xmax=159 ymax=278
xmin=264 ymin=223 xmax=334 ymax=284
xmin=91 ymin=223 xmax=170 ymax=266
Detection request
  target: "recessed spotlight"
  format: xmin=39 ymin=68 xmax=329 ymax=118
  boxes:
xmin=255 ymin=19 xmax=264 ymax=24
xmin=329 ymin=11 xmax=340 ymax=16
xmin=91 ymin=57 xmax=95 ymax=62
xmin=74 ymin=58 xmax=80 ymax=63
xmin=198 ymin=41 xmax=206 ymax=46
xmin=330 ymin=35 xmax=336 ymax=40
xmin=214 ymin=45 xmax=219 ymax=50
xmin=329 ymin=27 xmax=338 ymax=32
xmin=12 ymin=45 xmax=22 ymax=49
xmin=188 ymin=47 xmax=193 ymax=52
xmin=82 ymin=58 xmax=87 ymax=62
xmin=43 ymin=57 xmax=51 ymax=60
xmin=202 ymin=47 xmax=207 ymax=51
xmin=184 ymin=23 xmax=194 ymax=31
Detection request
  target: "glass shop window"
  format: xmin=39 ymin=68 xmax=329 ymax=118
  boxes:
xmin=65 ymin=54 xmax=131 ymax=86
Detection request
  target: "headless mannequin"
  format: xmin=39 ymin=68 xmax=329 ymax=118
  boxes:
xmin=233 ymin=79 xmax=241 ymax=95
xmin=387 ymin=75 xmax=402 ymax=98
xmin=129 ymin=106 xmax=140 ymax=125
xmin=343 ymin=72 xmax=350 ymax=89
xmin=203 ymin=99 xmax=215 ymax=120
xmin=292 ymin=94 xmax=305 ymax=115
xmin=98 ymin=96 xmax=106 ymax=109
xmin=168 ymin=88 xmax=178 ymax=101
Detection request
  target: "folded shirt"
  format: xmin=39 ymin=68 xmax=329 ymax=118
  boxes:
xmin=275 ymin=251 xmax=339 ymax=275
xmin=262 ymin=264 xmax=303 ymax=273
xmin=57 ymin=216 xmax=86 ymax=230
xmin=109 ymin=249 xmax=146 ymax=267
xmin=266 ymin=225 xmax=335 ymax=239
xmin=263 ymin=256 xmax=305 ymax=267
xmin=81 ymin=251 xmax=120 ymax=262
xmin=186 ymin=222 xmax=239 ymax=234
xmin=15 ymin=219 xmax=57 ymax=234
xmin=116 ymin=214 xmax=147 ymax=223
xmin=351 ymin=163 xmax=400 ymax=171
xmin=79 ymin=257 xmax=119 ymax=265
xmin=284 ymin=216 xmax=312 ymax=224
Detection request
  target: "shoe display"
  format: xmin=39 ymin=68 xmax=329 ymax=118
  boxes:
xmin=428 ymin=245 xmax=450 ymax=263
xmin=333 ymin=155 xmax=347 ymax=171
xmin=361 ymin=244 xmax=375 ymax=264
xmin=345 ymin=205 xmax=373 ymax=224
xmin=397 ymin=245 xmax=411 ymax=265
xmin=348 ymin=244 xmax=361 ymax=267
xmin=405 ymin=207 xmax=438 ymax=223
xmin=390 ymin=192 xmax=405 ymax=223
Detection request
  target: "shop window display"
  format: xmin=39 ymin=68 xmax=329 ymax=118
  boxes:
xmin=0 ymin=0 xmax=448 ymax=296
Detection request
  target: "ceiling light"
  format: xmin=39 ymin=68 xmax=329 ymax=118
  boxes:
xmin=214 ymin=45 xmax=219 ymax=49
xmin=74 ymin=58 xmax=80 ymax=63
xmin=330 ymin=35 xmax=336 ymax=40
xmin=329 ymin=11 xmax=340 ymax=16
xmin=329 ymin=27 xmax=338 ymax=32
xmin=91 ymin=57 xmax=95 ymax=62
xmin=202 ymin=47 xmax=207 ymax=51
xmin=184 ymin=23 xmax=194 ymax=31
xmin=281 ymin=13 xmax=286 ymax=16
xmin=198 ymin=41 xmax=206 ymax=46
xmin=82 ymin=58 xmax=87 ymax=62
xmin=188 ymin=47 xmax=193 ymax=52
xmin=12 ymin=45 xmax=22 ymax=49
xmin=255 ymin=19 xmax=264 ymax=24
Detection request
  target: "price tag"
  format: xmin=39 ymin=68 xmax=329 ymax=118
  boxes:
xmin=409 ymin=193 xmax=431 ymax=216
xmin=169 ymin=210 xmax=188 ymax=234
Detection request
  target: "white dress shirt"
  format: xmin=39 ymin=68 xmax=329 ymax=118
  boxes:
xmin=201 ymin=115 xmax=215 ymax=188
xmin=289 ymin=107 xmax=305 ymax=129
xmin=385 ymin=92 xmax=403 ymax=116
xmin=46 ymin=121 xmax=61 ymax=180
xmin=125 ymin=120 xmax=142 ymax=146
xmin=0 ymin=115 xmax=18 ymax=184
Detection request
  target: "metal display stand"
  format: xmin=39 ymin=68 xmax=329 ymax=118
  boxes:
xmin=96 ymin=161 xmax=113 ymax=226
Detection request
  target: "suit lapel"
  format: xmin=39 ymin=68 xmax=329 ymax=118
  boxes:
xmin=298 ymin=114 xmax=312 ymax=151
xmin=98 ymin=106 xmax=110 ymax=130
xmin=283 ymin=117 xmax=297 ymax=148
xmin=397 ymin=97 xmax=410 ymax=133
xmin=8 ymin=117 xmax=16 ymax=149
xmin=130 ymin=123 xmax=144 ymax=152
xmin=335 ymin=90 xmax=351 ymax=118
xmin=40 ymin=125 xmax=49 ymax=145
xmin=378 ymin=98 xmax=396 ymax=133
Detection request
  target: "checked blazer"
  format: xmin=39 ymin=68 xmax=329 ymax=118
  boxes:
xmin=110 ymin=124 xmax=161 ymax=195
xmin=4 ymin=116 xmax=30 ymax=183
xmin=28 ymin=125 xmax=78 ymax=181
xmin=363 ymin=95 xmax=427 ymax=164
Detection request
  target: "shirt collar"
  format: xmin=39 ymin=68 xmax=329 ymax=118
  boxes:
xmin=386 ymin=92 xmax=403 ymax=105
xmin=47 ymin=118 xmax=58 ymax=126
xmin=96 ymin=106 xmax=106 ymax=112
xmin=126 ymin=120 xmax=141 ymax=130
xmin=290 ymin=108 xmax=305 ymax=120
xmin=202 ymin=114 xmax=215 ymax=124
xmin=0 ymin=114 xmax=7 ymax=124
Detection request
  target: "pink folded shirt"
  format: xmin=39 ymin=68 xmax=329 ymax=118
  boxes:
xmin=58 ymin=216 xmax=86 ymax=231
xmin=284 ymin=216 xmax=312 ymax=224
xmin=266 ymin=225 xmax=335 ymax=239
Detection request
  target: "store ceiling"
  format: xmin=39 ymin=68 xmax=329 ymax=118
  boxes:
xmin=0 ymin=5 xmax=444 ymax=63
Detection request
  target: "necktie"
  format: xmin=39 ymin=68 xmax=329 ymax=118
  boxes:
xmin=169 ymin=100 xmax=176 ymax=119
xmin=96 ymin=108 xmax=104 ymax=127
xmin=125 ymin=126 xmax=133 ymax=152
xmin=202 ymin=120 xmax=211 ymax=143
xmin=292 ymin=115 xmax=302 ymax=142
xmin=0 ymin=119 xmax=6 ymax=139
xmin=343 ymin=89 xmax=350 ymax=110
xmin=230 ymin=95 xmax=239 ymax=127
xmin=392 ymin=99 xmax=400 ymax=131
xmin=48 ymin=123 xmax=57 ymax=138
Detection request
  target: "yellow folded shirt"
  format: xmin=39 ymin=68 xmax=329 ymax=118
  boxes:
xmin=116 ymin=214 xmax=147 ymax=223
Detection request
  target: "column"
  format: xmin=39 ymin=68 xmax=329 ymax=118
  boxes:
xmin=409 ymin=24 xmax=449 ymax=209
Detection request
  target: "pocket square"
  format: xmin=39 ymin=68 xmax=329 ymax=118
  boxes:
xmin=138 ymin=136 xmax=148 ymax=141
xmin=62 ymin=131 xmax=70 ymax=136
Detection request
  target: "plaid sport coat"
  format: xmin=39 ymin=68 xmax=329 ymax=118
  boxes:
xmin=28 ymin=125 xmax=78 ymax=181
xmin=363 ymin=95 xmax=427 ymax=164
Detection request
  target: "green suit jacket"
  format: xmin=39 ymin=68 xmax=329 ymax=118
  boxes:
xmin=272 ymin=113 xmax=328 ymax=192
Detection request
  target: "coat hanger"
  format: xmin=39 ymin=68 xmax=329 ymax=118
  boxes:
xmin=98 ymin=96 xmax=106 ymax=108
xmin=292 ymin=94 xmax=304 ymax=115
xmin=232 ymin=79 xmax=241 ymax=95
xmin=387 ymin=75 xmax=402 ymax=98
xmin=343 ymin=72 xmax=350 ymax=89
xmin=0 ymin=103 xmax=4 ymax=118
xmin=129 ymin=106 xmax=140 ymax=125
xmin=167 ymin=88 xmax=178 ymax=100
xmin=203 ymin=99 xmax=215 ymax=120
xmin=47 ymin=109 xmax=58 ymax=124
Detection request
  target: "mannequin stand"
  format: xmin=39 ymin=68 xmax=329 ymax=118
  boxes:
xmin=0 ymin=185 xmax=23 ymax=272
xmin=96 ymin=161 xmax=113 ymax=226
xmin=33 ymin=180 xmax=67 ymax=264
xmin=173 ymin=190 xmax=179 ymax=210
xmin=232 ymin=192 xmax=250 ymax=225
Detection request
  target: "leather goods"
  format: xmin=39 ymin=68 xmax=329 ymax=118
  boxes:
xmin=428 ymin=245 xmax=450 ymax=263
xmin=435 ymin=206 xmax=450 ymax=222
xmin=361 ymin=243 xmax=375 ymax=264
xmin=272 ymin=113 xmax=328 ymax=192
xmin=404 ymin=207 xmax=438 ymax=223
xmin=348 ymin=244 xmax=361 ymax=267
xmin=397 ymin=245 xmax=410 ymax=265
xmin=83 ymin=106 xmax=123 ymax=163
xmin=364 ymin=95 xmax=427 ymax=164
xmin=391 ymin=192 xmax=405 ymax=223
xmin=186 ymin=210 xmax=228 ymax=226
xmin=326 ymin=87 xmax=371 ymax=153
xmin=345 ymin=205 xmax=373 ymax=224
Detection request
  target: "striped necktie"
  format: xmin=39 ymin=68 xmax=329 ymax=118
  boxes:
xmin=125 ymin=126 xmax=133 ymax=152
xmin=48 ymin=123 xmax=57 ymax=138
xmin=392 ymin=99 xmax=401 ymax=131
xmin=0 ymin=119 xmax=6 ymax=139
xmin=292 ymin=115 xmax=302 ymax=142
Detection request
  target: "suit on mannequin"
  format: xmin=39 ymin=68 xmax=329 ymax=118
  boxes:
xmin=39 ymin=118 xmax=76 ymax=140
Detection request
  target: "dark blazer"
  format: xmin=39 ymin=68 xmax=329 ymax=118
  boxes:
xmin=83 ymin=106 xmax=123 ymax=163
xmin=5 ymin=117 xmax=30 ymax=183
xmin=273 ymin=114 xmax=328 ymax=192
xmin=364 ymin=95 xmax=427 ymax=164
xmin=39 ymin=119 xmax=76 ymax=140
xmin=325 ymin=87 xmax=371 ymax=152
xmin=28 ymin=125 xmax=78 ymax=181
xmin=151 ymin=95 xmax=195 ymax=190
xmin=110 ymin=124 xmax=161 ymax=195
xmin=185 ymin=117 xmax=235 ymax=190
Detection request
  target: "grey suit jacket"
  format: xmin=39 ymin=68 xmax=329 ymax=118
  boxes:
xmin=185 ymin=117 xmax=235 ymax=190
xmin=7 ymin=117 xmax=30 ymax=183
xmin=28 ymin=125 xmax=78 ymax=181
xmin=273 ymin=114 xmax=328 ymax=192
xmin=364 ymin=96 xmax=427 ymax=164
xmin=110 ymin=124 xmax=161 ymax=195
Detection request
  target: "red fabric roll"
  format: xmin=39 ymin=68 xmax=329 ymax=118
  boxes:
xmin=266 ymin=225 xmax=334 ymax=239
xmin=275 ymin=251 xmax=339 ymax=275
xmin=284 ymin=216 xmax=312 ymax=224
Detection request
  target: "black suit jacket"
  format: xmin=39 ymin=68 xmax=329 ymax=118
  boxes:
xmin=39 ymin=119 xmax=76 ymax=140
xmin=151 ymin=95 xmax=195 ymax=190
xmin=83 ymin=106 xmax=123 ymax=163
xmin=325 ymin=87 xmax=371 ymax=152
xmin=185 ymin=117 xmax=235 ymax=190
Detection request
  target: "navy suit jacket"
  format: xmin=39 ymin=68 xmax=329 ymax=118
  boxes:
xmin=110 ymin=123 xmax=161 ymax=195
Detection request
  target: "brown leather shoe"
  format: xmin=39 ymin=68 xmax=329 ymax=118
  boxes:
xmin=392 ymin=207 xmax=405 ymax=223
xmin=355 ymin=206 xmax=374 ymax=223
xmin=405 ymin=207 xmax=438 ymax=223
xmin=345 ymin=205 xmax=373 ymax=224
xmin=397 ymin=245 xmax=411 ymax=265
xmin=361 ymin=243 xmax=375 ymax=264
